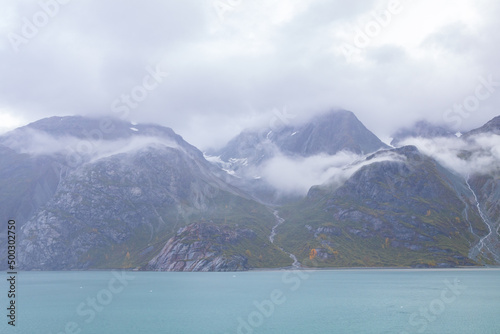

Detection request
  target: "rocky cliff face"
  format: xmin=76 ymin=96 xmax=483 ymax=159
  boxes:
xmin=147 ymin=223 xmax=254 ymax=271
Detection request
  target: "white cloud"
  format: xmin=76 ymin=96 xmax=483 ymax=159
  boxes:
xmin=89 ymin=137 xmax=180 ymax=163
xmin=400 ymin=134 xmax=500 ymax=176
xmin=1 ymin=128 xmax=180 ymax=163
xmin=260 ymin=149 xmax=403 ymax=196
xmin=0 ymin=0 xmax=499 ymax=149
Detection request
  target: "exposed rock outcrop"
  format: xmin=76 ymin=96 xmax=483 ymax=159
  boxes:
xmin=147 ymin=223 xmax=255 ymax=271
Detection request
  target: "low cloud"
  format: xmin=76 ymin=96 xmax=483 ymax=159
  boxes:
xmin=2 ymin=1 xmax=500 ymax=150
xmin=1 ymin=128 xmax=74 ymax=155
xmin=1 ymin=128 xmax=180 ymax=165
xmin=400 ymin=134 xmax=500 ymax=177
xmin=89 ymin=137 xmax=179 ymax=162
xmin=260 ymin=150 xmax=403 ymax=196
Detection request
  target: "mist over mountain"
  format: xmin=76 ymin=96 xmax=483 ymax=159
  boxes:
xmin=390 ymin=120 xmax=456 ymax=147
xmin=1 ymin=112 xmax=499 ymax=270
xmin=215 ymin=110 xmax=388 ymax=160
xmin=207 ymin=110 xmax=389 ymax=200
xmin=395 ymin=117 xmax=500 ymax=178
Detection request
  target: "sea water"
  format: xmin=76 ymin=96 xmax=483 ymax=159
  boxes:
xmin=1 ymin=268 xmax=499 ymax=334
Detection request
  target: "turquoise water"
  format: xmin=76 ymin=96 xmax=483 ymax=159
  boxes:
xmin=1 ymin=269 xmax=499 ymax=333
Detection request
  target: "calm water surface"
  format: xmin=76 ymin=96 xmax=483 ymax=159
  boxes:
xmin=1 ymin=268 xmax=499 ymax=333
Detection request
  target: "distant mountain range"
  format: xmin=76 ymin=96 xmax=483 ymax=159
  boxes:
xmin=1 ymin=111 xmax=499 ymax=270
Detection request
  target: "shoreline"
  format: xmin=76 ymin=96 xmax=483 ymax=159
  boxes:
xmin=247 ymin=265 xmax=500 ymax=272
xmin=7 ymin=265 xmax=500 ymax=273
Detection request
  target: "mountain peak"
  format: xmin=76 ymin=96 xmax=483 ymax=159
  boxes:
xmin=277 ymin=109 xmax=388 ymax=156
xmin=216 ymin=109 xmax=388 ymax=162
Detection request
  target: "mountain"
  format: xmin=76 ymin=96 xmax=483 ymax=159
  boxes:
xmin=0 ymin=116 xmax=292 ymax=270
xmin=1 ymin=113 xmax=499 ymax=271
xmin=0 ymin=116 xmax=200 ymax=235
xmin=0 ymin=115 xmax=199 ymax=234
xmin=208 ymin=110 xmax=389 ymax=203
xmin=214 ymin=109 xmax=387 ymax=163
xmin=390 ymin=120 xmax=455 ymax=147
xmin=276 ymin=146 xmax=489 ymax=268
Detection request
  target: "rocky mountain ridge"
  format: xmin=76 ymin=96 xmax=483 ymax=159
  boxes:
xmin=1 ymin=112 xmax=499 ymax=270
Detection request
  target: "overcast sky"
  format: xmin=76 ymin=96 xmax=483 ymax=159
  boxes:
xmin=1 ymin=0 xmax=499 ymax=149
